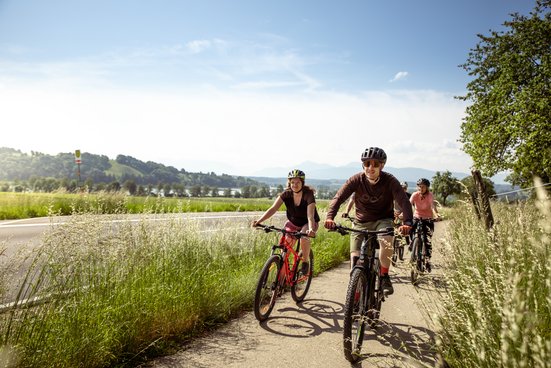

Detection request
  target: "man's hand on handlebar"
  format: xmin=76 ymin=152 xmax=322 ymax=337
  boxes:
xmin=324 ymin=219 xmax=336 ymax=230
xmin=398 ymin=225 xmax=412 ymax=236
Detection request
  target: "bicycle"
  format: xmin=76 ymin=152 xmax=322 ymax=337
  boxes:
xmin=409 ymin=218 xmax=434 ymax=284
xmin=332 ymin=223 xmax=394 ymax=363
xmin=391 ymin=218 xmax=406 ymax=266
xmin=253 ymin=224 xmax=314 ymax=322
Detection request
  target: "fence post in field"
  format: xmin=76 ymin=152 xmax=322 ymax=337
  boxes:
xmin=471 ymin=169 xmax=494 ymax=230
xmin=469 ymin=190 xmax=481 ymax=220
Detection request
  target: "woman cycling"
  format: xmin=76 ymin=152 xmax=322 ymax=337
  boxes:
xmin=252 ymin=169 xmax=320 ymax=275
xmin=409 ymin=178 xmax=440 ymax=272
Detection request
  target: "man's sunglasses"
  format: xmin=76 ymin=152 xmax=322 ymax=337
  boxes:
xmin=362 ymin=161 xmax=381 ymax=168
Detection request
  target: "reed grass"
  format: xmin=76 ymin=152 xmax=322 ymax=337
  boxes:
xmin=436 ymin=179 xmax=550 ymax=367
xmin=0 ymin=209 xmax=348 ymax=367
xmin=0 ymin=192 xmax=298 ymax=220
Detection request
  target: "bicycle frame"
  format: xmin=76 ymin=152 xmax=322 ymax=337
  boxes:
xmin=412 ymin=219 xmax=433 ymax=260
xmin=271 ymin=233 xmax=304 ymax=287
xmin=253 ymin=224 xmax=314 ymax=321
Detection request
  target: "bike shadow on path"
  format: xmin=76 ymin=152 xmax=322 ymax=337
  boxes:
xmin=355 ymin=320 xmax=437 ymax=367
xmin=259 ymin=296 xmax=436 ymax=367
xmin=259 ymin=297 xmax=344 ymax=337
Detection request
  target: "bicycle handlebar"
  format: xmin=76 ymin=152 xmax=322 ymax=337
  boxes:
xmin=254 ymin=224 xmax=314 ymax=238
xmin=331 ymin=224 xmax=394 ymax=237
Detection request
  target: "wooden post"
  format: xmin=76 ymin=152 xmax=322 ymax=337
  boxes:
xmin=471 ymin=169 xmax=494 ymax=230
xmin=470 ymin=190 xmax=481 ymax=220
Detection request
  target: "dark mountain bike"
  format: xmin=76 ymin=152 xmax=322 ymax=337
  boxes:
xmin=391 ymin=218 xmax=406 ymax=266
xmin=333 ymin=223 xmax=394 ymax=363
xmin=253 ymin=224 xmax=314 ymax=322
xmin=410 ymin=218 xmax=434 ymax=284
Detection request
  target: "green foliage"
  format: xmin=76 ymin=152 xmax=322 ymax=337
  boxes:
xmin=432 ymin=171 xmax=462 ymax=206
xmin=458 ymin=1 xmax=551 ymax=187
xmin=460 ymin=175 xmax=496 ymax=200
xmin=437 ymin=186 xmax=550 ymax=367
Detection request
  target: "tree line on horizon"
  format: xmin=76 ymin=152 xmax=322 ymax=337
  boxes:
xmin=0 ymin=147 xmax=277 ymax=198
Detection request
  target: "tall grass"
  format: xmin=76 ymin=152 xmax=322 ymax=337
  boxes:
xmin=437 ymin=179 xmax=550 ymax=367
xmin=0 ymin=209 xmax=348 ymax=367
xmin=0 ymin=192 xmax=294 ymax=220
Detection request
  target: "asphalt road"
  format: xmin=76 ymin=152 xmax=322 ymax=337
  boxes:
xmin=142 ymin=221 xmax=449 ymax=368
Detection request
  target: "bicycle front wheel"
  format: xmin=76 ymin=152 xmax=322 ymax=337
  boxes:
xmin=291 ymin=250 xmax=314 ymax=302
xmin=343 ymin=268 xmax=368 ymax=363
xmin=410 ymin=238 xmax=420 ymax=285
xmin=254 ymin=255 xmax=282 ymax=322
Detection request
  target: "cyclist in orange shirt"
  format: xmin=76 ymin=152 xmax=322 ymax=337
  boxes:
xmin=409 ymin=178 xmax=440 ymax=272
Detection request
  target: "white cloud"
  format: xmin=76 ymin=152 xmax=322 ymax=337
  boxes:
xmin=390 ymin=71 xmax=409 ymax=82
xmin=0 ymin=78 xmax=471 ymax=175
xmin=186 ymin=40 xmax=212 ymax=54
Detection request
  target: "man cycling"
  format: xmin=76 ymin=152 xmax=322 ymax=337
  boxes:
xmin=409 ymin=178 xmax=440 ymax=272
xmin=324 ymin=147 xmax=413 ymax=295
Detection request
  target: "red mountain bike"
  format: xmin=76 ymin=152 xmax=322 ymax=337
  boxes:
xmin=253 ymin=224 xmax=314 ymax=322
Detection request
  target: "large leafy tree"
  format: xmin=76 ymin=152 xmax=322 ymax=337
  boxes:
xmin=432 ymin=171 xmax=462 ymax=206
xmin=458 ymin=0 xmax=551 ymax=187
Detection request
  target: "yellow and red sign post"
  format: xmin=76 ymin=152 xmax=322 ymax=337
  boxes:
xmin=75 ymin=150 xmax=82 ymax=187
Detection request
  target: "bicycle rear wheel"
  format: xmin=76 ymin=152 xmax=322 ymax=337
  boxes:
xmin=410 ymin=238 xmax=420 ymax=285
xmin=291 ymin=250 xmax=314 ymax=302
xmin=343 ymin=268 xmax=368 ymax=363
xmin=391 ymin=238 xmax=399 ymax=266
xmin=254 ymin=255 xmax=281 ymax=321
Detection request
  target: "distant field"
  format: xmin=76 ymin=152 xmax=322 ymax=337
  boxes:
xmin=0 ymin=192 xmax=330 ymax=220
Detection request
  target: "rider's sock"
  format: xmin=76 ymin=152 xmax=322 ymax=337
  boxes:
xmin=380 ymin=266 xmax=389 ymax=275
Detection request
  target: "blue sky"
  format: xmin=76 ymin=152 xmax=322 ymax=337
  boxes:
xmin=0 ymin=0 xmax=536 ymax=178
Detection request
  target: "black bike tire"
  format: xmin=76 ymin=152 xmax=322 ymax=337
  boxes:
xmin=253 ymin=255 xmax=281 ymax=322
xmin=343 ymin=268 xmax=368 ymax=363
xmin=410 ymin=238 xmax=419 ymax=284
xmin=398 ymin=243 xmax=404 ymax=261
xmin=391 ymin=238 xmax=399 ymax=266
xmin=291 ymin=250 xmax=314 ymax=302
xmin=368 ymin=263 xmax=381 ymax=328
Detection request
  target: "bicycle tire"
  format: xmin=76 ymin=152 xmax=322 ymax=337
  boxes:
xmin=254 ymin=255 xmax=282 ymax=322
xmin=398 ymin=243 xmax=404 ymax=261
xmin=410 ymin=238 xmax=420 ymax=285
xmin=291 ymin=250 xmax=314 ymax=302
xmin=367 ymin=264 xmax=381 ymax=328
xmin=343 ymin=268 xmax=368 ymax=363
xmin=391 ymin=238 xmax=399 ymax=266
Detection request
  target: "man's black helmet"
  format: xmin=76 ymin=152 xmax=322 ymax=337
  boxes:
xmin=288 ymin=169 xmax=306 ymax=180
xmin=361 ymin=147 xmax=387 ymax=163
xmin=417 ymin=178 xmax=430 ymax=187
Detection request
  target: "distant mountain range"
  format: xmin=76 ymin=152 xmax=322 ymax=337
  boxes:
xmin=251 ymin=160 xmax=509 ymax=185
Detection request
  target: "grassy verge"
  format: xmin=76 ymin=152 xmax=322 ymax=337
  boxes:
xmin=0 ymin=210 xmax=348 ymax=367
xmin=0 ymin=192 xmax=309 ymax=220
xmin=436 ymin=182 xmax=550 ymax=367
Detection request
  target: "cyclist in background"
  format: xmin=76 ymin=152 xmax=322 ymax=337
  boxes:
xmin=324 ymin=147 xmax=413 ymax=295
xmin=252 ymin=169 xmax=320 ymax=275
xmin=409 ymin=178 xmax=440 ymax=272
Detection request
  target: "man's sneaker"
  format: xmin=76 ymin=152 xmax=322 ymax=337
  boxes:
xmin=381 ymin=274 xmax=394 ymax=295
xmin=426 ymin=260 xmax=432 ymax=273
xmin=300 ymin=262 xmax=310 ymax=275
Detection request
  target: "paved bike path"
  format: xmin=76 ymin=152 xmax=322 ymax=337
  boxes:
xmin=142 ymin=222 xmax=447 ymax=368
